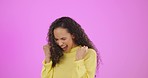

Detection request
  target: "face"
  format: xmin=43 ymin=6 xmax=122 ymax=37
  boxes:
xmin=53 ymin=27 xmax=77 ymax=52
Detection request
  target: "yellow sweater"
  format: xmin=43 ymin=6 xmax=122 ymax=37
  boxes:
xmin=41 ymin=46 xmax=97 ymax=78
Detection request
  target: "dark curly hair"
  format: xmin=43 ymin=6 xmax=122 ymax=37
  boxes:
xmin=46 ymin=17 xmax=100 ymax=68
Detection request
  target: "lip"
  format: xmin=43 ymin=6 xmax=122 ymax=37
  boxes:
xmin=62 ymin=45 xmax=67 ymax=50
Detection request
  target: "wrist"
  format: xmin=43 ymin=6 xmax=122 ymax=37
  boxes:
xmin=45 ymin=57 xmax=50 ymax=63
xmin=76 ymin=57 xmax=83 ymax=61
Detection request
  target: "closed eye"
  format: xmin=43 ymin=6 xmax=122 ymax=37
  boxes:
xmin=55 ymin=38 xmax=58 ymax=41
xmin=54 ymin=37 xmax=66 ymax=41
xmin=61 ymin=37 xmax=66 ymax=40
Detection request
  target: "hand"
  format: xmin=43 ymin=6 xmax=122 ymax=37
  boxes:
xmin=43 ymin=44 xmax=51 ymax=63
xmin=76 ymin=46 xmax=88 ymax=61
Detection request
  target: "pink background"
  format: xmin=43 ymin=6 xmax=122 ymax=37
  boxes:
xmin=0 ymin=0 xmax=148 ymax=78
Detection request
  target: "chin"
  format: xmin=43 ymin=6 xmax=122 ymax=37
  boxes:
xmin=64 ymin=49 xmax=70 ymax=52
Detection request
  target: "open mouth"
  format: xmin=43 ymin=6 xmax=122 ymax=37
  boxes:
xmin=62 ymin=45 xmax=68 ymax=51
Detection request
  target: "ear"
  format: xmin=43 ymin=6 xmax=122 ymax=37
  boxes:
xmin=72 ymin=35 xmax=75 ymax=39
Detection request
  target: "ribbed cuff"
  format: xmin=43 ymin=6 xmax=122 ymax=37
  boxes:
xmin=42 ymin=60 xmax=52 ymax=69
xmin=74 ymin=59 xmax=85 ymax=67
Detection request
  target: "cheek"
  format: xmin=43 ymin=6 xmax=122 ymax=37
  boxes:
xmin=69 ymin=39 xmax=74 ymax=46
xmin=65 ymin=39 xmax=73 ymax=45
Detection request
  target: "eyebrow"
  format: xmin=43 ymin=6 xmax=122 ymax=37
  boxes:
xmin=55 ymin=37 xmax=66 ymax=40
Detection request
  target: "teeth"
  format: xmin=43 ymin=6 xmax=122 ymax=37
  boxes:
xmin=64 ymin=46 xmax=66 ymax=48
xmin=62 ymin=46 xmax=67 ymax=50
xmin=62 ymin=46 xmax=66 ymax=48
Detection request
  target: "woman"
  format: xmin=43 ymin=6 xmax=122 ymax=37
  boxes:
xmin=41 ymin=17 xmax=100 ymax=78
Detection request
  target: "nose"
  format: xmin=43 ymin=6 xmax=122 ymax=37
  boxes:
xmin=58 ymin=41 xmax=64 ymax=46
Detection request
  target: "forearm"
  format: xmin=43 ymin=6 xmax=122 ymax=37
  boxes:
xmin=72 ymin=49 xmax=97 ymax=78
xmin=72 ymin=59 xmax=96 ymax=78
xmin=41 ymin=60 xmax=53 ymax=78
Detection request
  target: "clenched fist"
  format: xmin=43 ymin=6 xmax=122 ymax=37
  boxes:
xmin=43 ymin=44 xmax=51 ymax=63
xmin=76 ymin=46 xmax=88 ymax=61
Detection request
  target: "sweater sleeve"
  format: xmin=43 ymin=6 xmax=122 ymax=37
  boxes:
xmin=41 ymin=60 xmax=53 ymax=78
xmin=72 ymin=49 xmax=97 ymax=78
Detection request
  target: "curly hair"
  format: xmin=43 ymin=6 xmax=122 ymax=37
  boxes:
xmin=46 ymin=17 xmax=100 ymax=68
